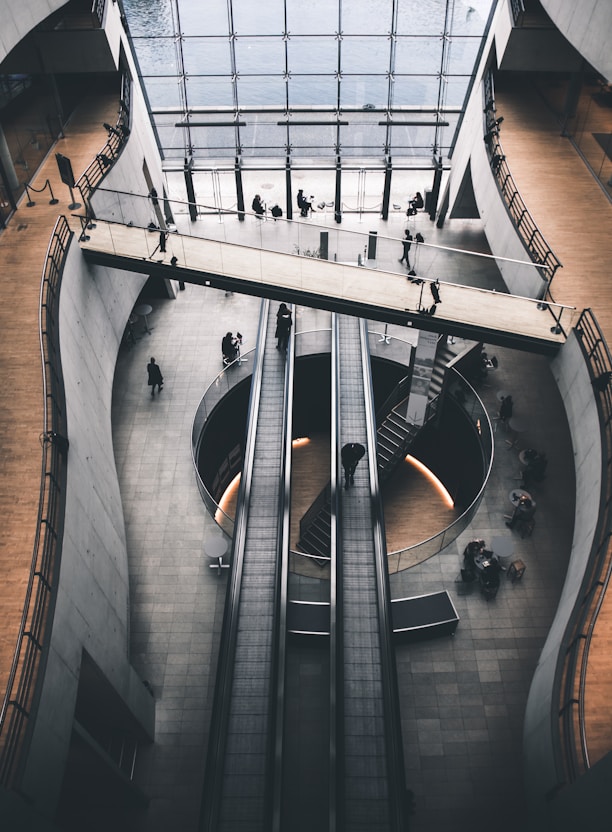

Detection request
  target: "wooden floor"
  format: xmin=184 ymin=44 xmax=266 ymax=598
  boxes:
xmin=496 ymin=78 xmax=612 ymax=767
xmin=0 ymin=92 xmax=121 ymax=699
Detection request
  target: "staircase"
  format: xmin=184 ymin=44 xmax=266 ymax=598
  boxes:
xmin=297 ymin=340 xmax=458 ymax=558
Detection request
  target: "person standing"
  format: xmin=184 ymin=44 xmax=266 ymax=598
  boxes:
xmin=398 ymin=230 xmax=412 ymax=267
xmin=147 ymin=357 xmax=163 ymax=396
xmin=159 ymin=229 xmax=168 ymax=252
xmin=499 ymin=394 xmax=513 ymax=425
xmin=341 ymin=442 xmax=366 ymax=489
xmin=275 ymin=303 xmax=292 ymax=352
xmin=222 ymin=332 xmax=238 ymax=364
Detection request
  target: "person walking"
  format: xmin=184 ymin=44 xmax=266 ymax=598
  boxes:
xmin=275 ymin=303 xmax=292 ymax=352
xmin=398 ymin=230 xmax=412 ymax=267
xmin=147 ymin=357 xmax=163 ymax=396
xmin=341 ymin=442 xmax=366 ymax=489
xmin=499 ymin=394 xmax=513 ymax=425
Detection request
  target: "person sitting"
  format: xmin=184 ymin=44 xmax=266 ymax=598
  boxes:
xmin=408 ymin=191 xmax=424 ymax=214
xmin=297 ymin=189 xmax=312 ymax=217
xmin=222 ymin=331 xmax=238 ymax=364
xmin=506 ymin=495 xmax=535 ymax=529
xmin=270 ymin=203 xmax=282 ymax=220
xmin=252 ymin=194 xmax=265 ymax=217
xmin=521 ymin=453 xmax=548 ymax=488
xmin=463 ymin=539 xmax=485 ymax=569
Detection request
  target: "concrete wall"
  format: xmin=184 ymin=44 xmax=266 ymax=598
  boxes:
xmin=16 ymin=11 xmax=167 ymax=819
xmin=523 ymin=332 xmax=602 ymax=829
xmin=541 ymin=0 xmax=612 ymax=81
xmin=0 ymin=0 xmax=66 ymax=64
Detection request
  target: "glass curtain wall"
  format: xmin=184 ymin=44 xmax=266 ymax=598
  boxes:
xmin=123 ymin=0 xmax=494 ymax=211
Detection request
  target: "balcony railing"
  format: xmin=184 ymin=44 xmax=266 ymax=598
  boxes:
xmin=484 ymin=70 xmax=562 ymax=296
xmin=556 ymin=309 xmax=612 ymax=783
xmin=0 ymin=216 xmax=72 ymax=788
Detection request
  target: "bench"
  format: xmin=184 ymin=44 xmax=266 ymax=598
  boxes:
xmin=391 ymin=590 xmax=459 ymax=642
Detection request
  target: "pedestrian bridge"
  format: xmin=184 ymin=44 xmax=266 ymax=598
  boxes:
xmin=79 ymin=218 xmax=577 ymax=354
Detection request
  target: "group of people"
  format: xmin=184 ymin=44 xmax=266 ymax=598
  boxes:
xmin=462 ymin=539 xmax=503 ymax=592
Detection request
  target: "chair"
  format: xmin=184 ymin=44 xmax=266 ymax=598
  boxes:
xmin=516 ymin=515 xmax=535 ymax=538
xmin=507 ymin=559 xmax=526 ymax=582
xmin=479 ymin=569 xmax=500 ymax=600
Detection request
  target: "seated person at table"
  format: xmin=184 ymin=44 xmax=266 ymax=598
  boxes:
xmin=297 ymin=189 xmax=313 ymax=217
xmin=521 ymin=453 xmax=548 ymax=488
xmin=463 ymin=539 xmax=485 ymax=569
xmin=222 ymin=331 xmax=238 ymax=364
xmin=407 ymin=191 xmax=424 ymax=215
xmin=252 ymin=194 xmax=265 ymax=217
xmin=506 ymin=496 xmax=535 ymax=529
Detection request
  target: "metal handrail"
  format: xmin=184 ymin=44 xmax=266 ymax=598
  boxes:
xmin=484 ymin=70 xmax=562 ymax=295
xmin=76 ymin=71 xmax=131 ymax=209
xmin=0 ymin=216 xmax=72 ymax=787
xmin=555 ymin=309 xmax=612 ymax=783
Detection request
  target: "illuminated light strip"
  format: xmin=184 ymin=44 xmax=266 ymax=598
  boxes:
xmin=405 ymin=454 xmax=454 ymax=508
xmin=216 ymin=473 xmax=241 ymax=522
xmin=216 ymin=438 xmax=311 ymax=520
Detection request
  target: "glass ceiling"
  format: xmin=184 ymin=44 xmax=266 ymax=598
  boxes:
xmin=122 ymin=0 xmax=494 ymax=169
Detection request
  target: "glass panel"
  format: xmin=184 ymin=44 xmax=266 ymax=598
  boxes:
xmin=190 ymin=126 xmax=238 ymax=153
xmin=239 ymin=122 xmax=287 ymax=151
xmin=144 ymin=77 xmax=183 ymax=109
xmin=133 ymin=38 xmax=177 ymax=75
xmin=391 ymin=75 xmax=441 ymax=106
xmin=394 ymin=36 xmax=443 ymax=75
xmin=340 ymin=167 xmax=385 ymax=212
xmin=288 ymin=75 xmax=338 ymax=107
xmin=446 ymin=37 xmax=482 ymax=75
xmin=236 ymin=75 xmax=287 ymax=107
xmin=339 ymin=75 xmax=389 ymax=108
xmin=234 ymin=36 xmax=286 ymax=73
xmin=290 ymin=123 xmax=337 ymax=150
xmin=232 ymin=0 xmax=286 ymax=35
xmin=388 ymin=123 xmax=437 ymax=153
xmin=183 ymin=38 xmax=233 ymax=76
xmin=287 ymin=36 xmax=339 ymax=75
xmin=397 ymin=0 xmax=446 ymax=35
xmin=286 ymin=0 xmax=339 ymax=34
xmin=183 ymin=76 xmax=235 ymax=108
xmin=123 ymin=0 xmax=173 ymax=36
xmin=153 ymin=116 xmax=187 ymax=152
xmin=341 ymin=36 xmax=391 ymax=74
xmin=342 ymin=0 xmax=394 ymax=35
xmin=444 ymin=75 xmax=472 ymax=107
xmin=177 ymin=0 xmax=229 ymax=36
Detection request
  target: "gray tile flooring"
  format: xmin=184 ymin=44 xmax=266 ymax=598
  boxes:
xmin=111 ymin=209 xmax=574 ymax=831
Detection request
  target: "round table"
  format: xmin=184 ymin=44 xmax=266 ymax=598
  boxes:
xmin=509 ymin=488 xmax=535 ymax=509
xmin=205 ymin=535 xmax=229 ymax=572
xmin=491 ymin=534 xmax=514 ymax=566
xmin=134 ymin=303 xmax=153 ymax=334
xmin=506 ymin=416 xmax=527 ymax=449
